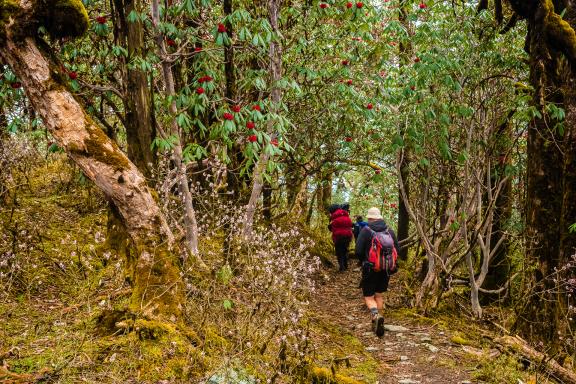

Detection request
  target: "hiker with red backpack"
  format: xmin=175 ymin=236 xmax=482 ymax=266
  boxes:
xmin=355 ymin=207 xmax=399 ymax=337
xmin=328 ymin=204 xmax=354 ymax=272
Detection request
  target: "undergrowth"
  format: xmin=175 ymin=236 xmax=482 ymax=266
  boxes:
xmin=0 ymin=147 xmax=368 ymax=383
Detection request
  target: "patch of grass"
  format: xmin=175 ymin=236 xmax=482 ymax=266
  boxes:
xmin=472 ymin=354 xmax=531 ymax=383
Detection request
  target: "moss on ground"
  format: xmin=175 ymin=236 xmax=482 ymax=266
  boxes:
xmin=308 ymin=315 xmax=380 ymax=383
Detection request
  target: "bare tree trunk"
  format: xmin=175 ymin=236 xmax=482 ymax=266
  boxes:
xmin=242 ymin=0 xmax=282 ymax=238
xmin=398 ymin=150 xmax=441 ymax=311
xmin=107 ymin=0 xmax=157 ymax=274
xmin=263 ymin=181 xmax=273 ymax=223
xmin=113 ymin=0 xmax=156 ymax=178
xmin=482 ymin=117 xmax=513 ymax=302
xmin=151 ymin=0 xmax=205 ymax=269
xmin=397 ymin=2 xmax=412 ymax=262
xmin=1 ymin=31 xmax=182 ymax=320
xmin=321 ymin=171 xmax=332 ymax=212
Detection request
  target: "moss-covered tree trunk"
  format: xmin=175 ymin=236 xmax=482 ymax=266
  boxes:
xmin=505 ymin=0 xmax=576 ymax=349
xmin=1 ymin=1 xmax=183 ymax=321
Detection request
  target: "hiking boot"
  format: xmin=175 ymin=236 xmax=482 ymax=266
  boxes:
xmin=370 ymin=313 xmax=378 ymax=333
xmin=375 ymin=315 xmax=385 ymax=338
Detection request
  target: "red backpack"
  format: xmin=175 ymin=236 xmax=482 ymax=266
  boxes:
xmin=367 ymin=228 xmax=398 ymax=275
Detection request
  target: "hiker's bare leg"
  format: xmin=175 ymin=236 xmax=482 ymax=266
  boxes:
xmin=374 ymin=293 xmax=384 ymax=311
xmin=364 ymin=296 xmax=377 ymax=311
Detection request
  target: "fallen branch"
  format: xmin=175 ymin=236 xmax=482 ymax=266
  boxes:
xmin=0 ymin=366 xmax=51 ymax=384
xmin=496 ymin=335 xmax=576 ymax=384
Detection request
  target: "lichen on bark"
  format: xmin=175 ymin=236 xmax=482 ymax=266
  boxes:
xmin=83 ymin=118 xmax=131 ymax=171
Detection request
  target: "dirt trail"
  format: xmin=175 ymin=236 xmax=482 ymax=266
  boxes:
xmin=312 ymin=266 xmax=477 ymax=384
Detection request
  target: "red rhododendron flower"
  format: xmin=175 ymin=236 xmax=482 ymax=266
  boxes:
xmin=223 ymin=112 xmax=234 ymax=120
xmin=345 ymin=137 xmax=352 ymax=142
xmin=375 ymin=169 xmax=381 ymax=174
xmin=196 ymin=87 xmax=205 ymax=94
xmin=217 ymin=23 xmax=227 ymax=33
xmin=252 ymin=104 xmax=261 ymax=111
xmin=11 ymin=82 xmax=21 ymax=89
xmin=96 ymin=16 xmax=107 ymax=24
xmin=342 ymin=60 xmax=349 ymax=65
xmin=166 ymin=38 xmax=176 ymax=47
xmin=194 ymin=47 xmax=202 ymax=52
xmin=346 ymin=2 xmax=353 ymax=8
xmin=347 ymin=79 xmax=353 ymax=85
xmin=419 ymin=2 xmax=427 ymax=9
xmin=319 ymin=3 xmax=328 ymax=9
xmin=248 ymin=134 xmax=257 ymax=143
xmin=367 ymin=103 xmax=373 ymax=110
xmin=356 ymin=2 xmax=363 ymax=8
xmin=414 ymin=57 xmax=420 ymax=63
xmin=271 ymin=138 xmax=279 ymax=146
xmin=232 ymin=105 xmax=241 ymax=113
xmin=246 ymin=121 xmax=255 ymax=129
xmin=68 ymin=71 xmax=78 ymax=80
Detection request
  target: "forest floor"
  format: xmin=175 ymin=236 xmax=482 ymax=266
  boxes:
xmin=311 ymin=267 xmax=474 ymax=383
xmin=0 ymin=158 xmax=560 ymax=384
xmin=309 ymin=262 xmax=553 ymax=384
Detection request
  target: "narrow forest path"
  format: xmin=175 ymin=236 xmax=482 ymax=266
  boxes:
xmin=311 ymin=263 xmax=480 ymax=384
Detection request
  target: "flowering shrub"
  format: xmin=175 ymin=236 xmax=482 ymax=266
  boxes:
xmin=167 ymin=182 xmax=322 ymax=380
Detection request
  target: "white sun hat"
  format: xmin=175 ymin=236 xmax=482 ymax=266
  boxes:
xmin=366 ymin=207 xmax=383 ymax=220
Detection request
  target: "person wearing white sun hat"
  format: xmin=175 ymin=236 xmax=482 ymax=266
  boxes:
xmin=355 ymin=207 xmax=399 ymax=337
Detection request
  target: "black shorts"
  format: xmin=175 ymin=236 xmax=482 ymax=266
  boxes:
xmin=361 ymin=268 xmax=390 ymax=297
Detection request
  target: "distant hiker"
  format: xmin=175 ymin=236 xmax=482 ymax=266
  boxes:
xmin=328 ymin=205 xmax=353 ymax=272
xmin=341 ymin=202 xmax=350 ymax=213
xmin=355 ymin=207 xmax=399 ymax=337
xmin=353 ymin=215 xmax=368 ymax=240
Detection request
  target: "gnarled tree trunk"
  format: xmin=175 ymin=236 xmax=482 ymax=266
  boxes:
xmin=1 ymin=2 xmax=182 ymax=321
xmin=505 ymin=0 xmax=576 ymax=350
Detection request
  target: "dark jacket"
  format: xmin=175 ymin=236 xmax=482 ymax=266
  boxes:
xmin=328 ymin=208 xmax=353 ymax=242
xmin=353 ymin=221 xmax=368 ymax=239
xmin=355 ymin=220 xmax=400 ymax=263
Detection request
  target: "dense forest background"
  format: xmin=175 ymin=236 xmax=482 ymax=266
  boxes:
xmin=1 ymin=0 xmax=576 ymax=382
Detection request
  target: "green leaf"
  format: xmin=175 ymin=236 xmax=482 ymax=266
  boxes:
xmin=222 ymin=299 xmax=233 ymax=310
xmin=216 ymin=265 xmax=233 ymax=285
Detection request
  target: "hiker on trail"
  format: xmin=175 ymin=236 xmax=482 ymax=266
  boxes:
xmin=341 ymin=202 xmax=350 ymax=213
xmin=328 ymin=204 xmax=353 ymax=272
xmin=355 ymin=207 xmax=399 ymax=337
xmin=353 ymin=215 xmax=368 ymax=241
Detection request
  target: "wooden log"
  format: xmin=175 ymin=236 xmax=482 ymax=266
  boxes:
xmin=496 ymin=335 xmax=576 ymax=384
